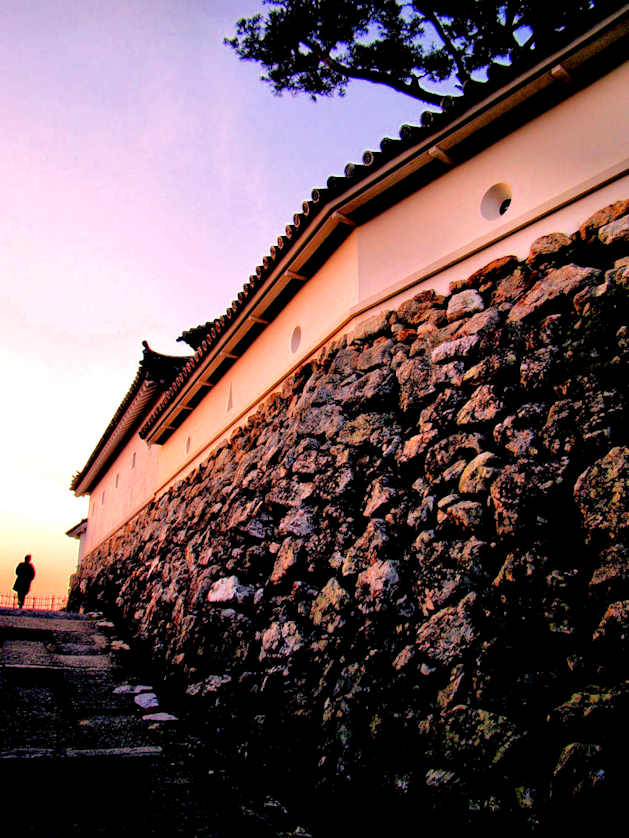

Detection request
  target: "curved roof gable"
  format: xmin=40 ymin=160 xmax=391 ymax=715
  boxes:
xmin=71 ymin=342 xmax=190 ymax=495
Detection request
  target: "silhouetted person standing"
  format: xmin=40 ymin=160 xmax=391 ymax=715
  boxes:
xmin=13 ymin=554 xmax=35 ymax=609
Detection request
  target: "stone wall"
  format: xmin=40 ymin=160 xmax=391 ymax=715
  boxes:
xmin=70 ymin=200 xmax=629 ymax=832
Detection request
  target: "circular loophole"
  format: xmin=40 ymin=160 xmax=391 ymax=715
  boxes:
xmin=290 ymin=326 xmax=302 ymax=354
xmin=481 ymin=182 xmax=512 ymax=221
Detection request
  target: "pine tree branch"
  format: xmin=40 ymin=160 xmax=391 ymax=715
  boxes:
xmin=416 ymin=6 xmax=471 ymax=83
xmin=311 ymin=43 xmax=445 ymax=106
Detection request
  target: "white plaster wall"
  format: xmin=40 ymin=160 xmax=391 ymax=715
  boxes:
xmin=77 ymin=532 xmax=87 ymax=566
xmin=156 ymin=234 xmax=359 ymax=492
xmin=349 ymin=174 xmax=629 ymax=327
xmin=83 ymin=221 xmax=360 ymax=546
xmin=81 ymin=62 xmax=628 ymax=556
xmin=357 ymin=63 xmax=629 ymax=304
xmin=84 ymin=433 xmax=159 ymax=554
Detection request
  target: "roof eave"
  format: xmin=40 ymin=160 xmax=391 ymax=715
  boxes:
xmin=66 ymin=518 xmax=88 ymax=538
xmin=72 ymin=378 xmax=160 ymax=496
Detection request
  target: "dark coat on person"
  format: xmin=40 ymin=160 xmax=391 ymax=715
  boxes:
xmin=13 ymin=560 xmax=35 ymax=595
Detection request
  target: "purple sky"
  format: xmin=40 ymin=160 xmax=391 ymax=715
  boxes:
xmin=0 ymin=0 xmax=431 ymax=598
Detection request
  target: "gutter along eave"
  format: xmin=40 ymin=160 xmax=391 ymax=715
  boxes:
xmin=138 ymin=7 xmax=629 ymax=445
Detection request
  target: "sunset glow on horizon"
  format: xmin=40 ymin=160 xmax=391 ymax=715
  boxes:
xmin=0 ymin=0 xmax=426 ymax=601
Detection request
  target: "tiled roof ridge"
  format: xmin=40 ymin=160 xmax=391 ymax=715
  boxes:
xmin=140 ymin=333 xmax=215 ymax=436
xmin=140 ymin=340 xmax=192 ymax=383
xmin=70 ymin=342 xmax=190 ymax=491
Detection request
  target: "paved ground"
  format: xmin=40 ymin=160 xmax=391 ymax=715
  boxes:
xmin=0 ymin=609 xmax=309 ymax=837
xmin=0 ymin=609 xmax=178 ymax=835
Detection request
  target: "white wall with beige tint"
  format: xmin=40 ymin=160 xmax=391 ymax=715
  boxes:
xmin=347 ymin=173 xmax=629 ymax=330
xmin=79 ymin=60 xmax=628 ymax=557
xmin=356 ymin=62 xmax=629 ymax=306
xmin=155 ymin=166 xmax=629 ymax=501
xmin=84 ymin=433 xmax=160 ymax=555
xmin=83 ymin=168 xmax=627 ymax=552
xmin=155 ymin=233 xmax=360 ymax=493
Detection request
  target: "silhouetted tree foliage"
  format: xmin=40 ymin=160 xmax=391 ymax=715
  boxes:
xmin=226 ymin=1 xmax=620 ymax=106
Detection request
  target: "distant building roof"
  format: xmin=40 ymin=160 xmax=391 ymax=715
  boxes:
xmin=66 ymin=518 xmax=88 ymax=538
xmin=71 ymin=342 xmax=190 ymax=495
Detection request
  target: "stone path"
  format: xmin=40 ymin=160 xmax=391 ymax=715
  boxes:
xmin=0 ymin=609 xmax=178 ymax=835
xmin=0 ymin=609 xmax=312 ymax=837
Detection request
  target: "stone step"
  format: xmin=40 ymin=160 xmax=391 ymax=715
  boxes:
xmin=0 ymin=744 xmax=163 ymax=761
xmin=1 ymin=639 xmax=56 ymax=667
xmin=0 ymin=610 xmax=230 ymax=836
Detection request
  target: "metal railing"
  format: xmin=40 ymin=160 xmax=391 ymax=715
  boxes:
xmin=0 ymin=593 xmax=67 ymax=611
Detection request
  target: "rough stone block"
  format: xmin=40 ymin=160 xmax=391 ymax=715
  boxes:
xmin=574 ymin=447 xmax=629 ymax=544
xmin=579 ymin=199 xmax=629 ymax=242
xmin=415 ymin=592 xmax=477 ymax=667
xmin=507 ymin=265 xmax=601 ymax=323
xmin=458 ymin=452 xmax=500 ymax=495
xmin=526 ymin=232 xmax=572 ymax=269
xmin=447 ymin=289 xmax=485 ymax=323
xmin=431 ymin=335 xmax=480 ymax=364
xmin=348 ymin=311 xmax=391 ymax=343
xmin=207 ymin=575 xmax=255 ymax=606
xmin=598 ymin=213 xmax=629 ymax=247
xmin=450 ymin=255 xmax=518 ymax=294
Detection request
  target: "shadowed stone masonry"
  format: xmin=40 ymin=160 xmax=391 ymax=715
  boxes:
xmin=0 ymin=610 xmax=166 ymax=835
xmin=1 ymin=609 xmax=311 ymax=836
xmin=70 ymin=202 xmax=629 ymax=834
